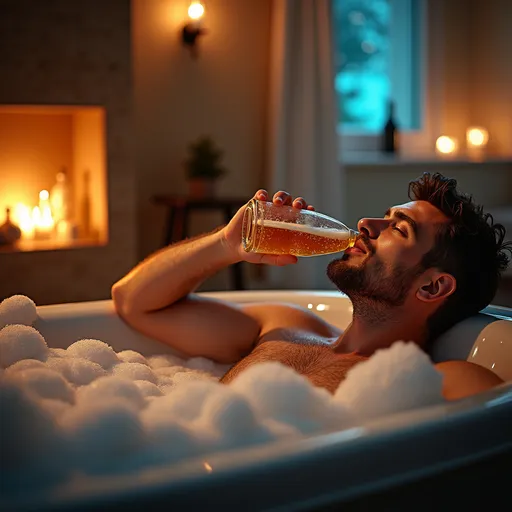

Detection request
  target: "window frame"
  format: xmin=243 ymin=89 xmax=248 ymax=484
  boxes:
xmin=336 ymin=0 xmax=443 ymax=157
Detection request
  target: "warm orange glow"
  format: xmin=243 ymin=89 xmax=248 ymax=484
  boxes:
xmin=435 ymin=136 xmax=458 ymax=155
xmin=466 ymin=127 xmax=489 ymax=148
xmin=188 ymin=1 xmax=205 ymax=20
xmin=14 ymin=203 xmax=35 ymax=239
xmin=0 ymin=105 xmax=108 ymax=248
xmin=11 ymin=190 xmax=55 ymax=240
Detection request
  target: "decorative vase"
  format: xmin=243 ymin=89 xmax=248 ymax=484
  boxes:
xmin=188 ymin=178 xmax=216 ymax=199
xmin=0 ymin=207 xmax=22 ymax=246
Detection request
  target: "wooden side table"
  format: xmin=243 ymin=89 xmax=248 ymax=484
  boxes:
xmin=152 ymin=195 xmax=248 ymax=290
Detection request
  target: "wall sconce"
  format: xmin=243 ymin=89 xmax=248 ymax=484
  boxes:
xmin=182 ymin=1 xmax=206 ymax=58
xmin=466 ymin=127 xmax=489 ymax=161
xmin=435 ymin=136 xmax=458 ymax=158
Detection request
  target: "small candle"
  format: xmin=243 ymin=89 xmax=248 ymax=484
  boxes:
xmin=14 ymin=203 xmax=35 ymax=240
xmin=39 ymin=189 xmax=50 ymax=210
xmin=34 ymin=190 xmax=55 ymax=239
xmin=435 ymin=136 xmax=458 ymax=158
xmin=466 ymin=127 xmax=489 ymax=161
xmin=466 ymin=127 xmax=489 ymax=149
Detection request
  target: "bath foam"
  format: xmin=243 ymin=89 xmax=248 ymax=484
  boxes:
xmin=0 ymin=294 xmax=37 ymax=330
xmin=0 ymin=296 xmax=445 ymax=500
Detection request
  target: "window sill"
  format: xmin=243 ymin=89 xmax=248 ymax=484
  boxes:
xmin=341 ymin=151 xmax=512 ymax=167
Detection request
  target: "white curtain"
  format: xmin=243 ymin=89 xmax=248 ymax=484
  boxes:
xmin=265 ymin=0 xmax=344 ymax=290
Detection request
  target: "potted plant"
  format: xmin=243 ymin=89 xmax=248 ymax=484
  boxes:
xmin=184 ymin=136 xmax=227 ymax=198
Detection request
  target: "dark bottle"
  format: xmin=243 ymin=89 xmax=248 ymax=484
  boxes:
xmin=382 ymin=100 xmax=399 ymax=153
xmin=0 ymin=207 xmax=22 ymax=245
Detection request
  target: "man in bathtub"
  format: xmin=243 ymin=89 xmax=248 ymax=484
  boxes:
xmin=112 ymin=172 xmax=510 ymax=400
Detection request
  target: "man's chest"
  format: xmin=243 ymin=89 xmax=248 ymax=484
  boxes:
xmin=221 ymin=337 xmax=368 ymax=393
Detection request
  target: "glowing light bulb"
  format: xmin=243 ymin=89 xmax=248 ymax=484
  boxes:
xmin=188 ymin=1 xmax=205 ymax=20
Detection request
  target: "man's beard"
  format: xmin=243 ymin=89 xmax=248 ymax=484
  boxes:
xmin=327 ymin=250 xmax=424 ymax=321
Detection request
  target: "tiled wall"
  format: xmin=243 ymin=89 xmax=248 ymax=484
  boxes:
xmin=0 ymin=0 xmax=137 ymax=305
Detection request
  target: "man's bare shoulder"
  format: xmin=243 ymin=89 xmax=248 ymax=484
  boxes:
xmin=242 ymin=301 xmax=341 ymax=338
xmin=435 ymin=360 xmax=504 ymax=401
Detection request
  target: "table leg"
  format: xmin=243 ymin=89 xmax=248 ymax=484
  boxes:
xmin=163 ymin=207 xmax=175 ymax=247
xmin=182 ymin=206 xmax=190 ymax=239
xmin=233 ymin=262 xmax=245 ymax=290
xmin=173 ymin=205 xmax=186 ymax=241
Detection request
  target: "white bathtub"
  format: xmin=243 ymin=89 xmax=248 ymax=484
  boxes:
xmin=7 ymin=291 xmax=512 ymax=510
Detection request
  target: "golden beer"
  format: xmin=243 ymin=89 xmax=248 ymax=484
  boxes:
xmin=242 ymin=200 xmax=357 ymax=257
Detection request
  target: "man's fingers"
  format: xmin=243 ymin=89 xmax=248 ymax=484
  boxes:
xmin=273 ymin=191 xmax=293 ymax=206
xmin=257 ymin=190 xmax=313 ymax=210
xmin=255 ymin=189 xmax=268 ymax=201
xmin=292 ymin=197 xmax=307 ymax=209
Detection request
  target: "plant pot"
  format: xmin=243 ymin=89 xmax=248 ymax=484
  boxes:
xmin=188 ymin=178 xmax=216 ymax=199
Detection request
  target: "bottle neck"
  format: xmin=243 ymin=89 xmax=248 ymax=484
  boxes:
xmin=388 ymin=101 xmax=395 ymax=119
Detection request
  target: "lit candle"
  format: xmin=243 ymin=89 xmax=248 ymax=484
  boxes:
xmin=466 ymin=127 xmax=489 ymax=161
xmin=34 ymin=190 xmax=54 ymax=239
xmin=435 ymin=136 xmax=458 ymax=158
xmin=14 ymin=203 xmax=35 ymax=240
xmin=39 ymin=189 xmax=50 ymax=211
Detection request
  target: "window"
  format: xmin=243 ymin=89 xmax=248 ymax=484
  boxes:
xmin=332 ymin=0 xmax=423 ymax=137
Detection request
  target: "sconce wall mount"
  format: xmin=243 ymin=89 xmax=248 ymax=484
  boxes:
xmin=182 ymin=24 xmax=207 ymax=47
xmin=182 ymin=1 xmax=206 ymax=58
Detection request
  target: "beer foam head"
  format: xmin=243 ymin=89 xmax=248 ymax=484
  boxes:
xmin=257 ymin=220 xmax=350 ymax=240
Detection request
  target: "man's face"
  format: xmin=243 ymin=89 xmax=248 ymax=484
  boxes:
xmin=328 ymin=200 xmax=450 ymax=307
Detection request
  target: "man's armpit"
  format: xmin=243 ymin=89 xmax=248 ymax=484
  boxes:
xmin=435 ymin=360 xmax=504 ymax=401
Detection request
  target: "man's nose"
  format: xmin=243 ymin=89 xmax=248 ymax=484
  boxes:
xmin=357 ymin=218 xmax=389 ymax=239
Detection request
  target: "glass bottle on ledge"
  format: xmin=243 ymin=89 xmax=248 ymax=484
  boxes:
xmin=382 ymin=99 xmax=399 ymax=154
xmin=0 ymin=207 xmax=22 ymax=246
xmin=50 ymin=167 xmax=72 ymax=223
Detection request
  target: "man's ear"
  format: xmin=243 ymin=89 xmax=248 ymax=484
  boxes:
xmin=416 ymin=273 xmax=456 ymax=303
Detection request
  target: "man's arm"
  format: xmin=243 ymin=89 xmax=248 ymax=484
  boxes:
xmin=112 ymin=189 xmax=306 ymax=363
xmin=435 ymin=360 xmax=504 ymax=400
xmin=112 ymin=230 xmax=261 ymax=363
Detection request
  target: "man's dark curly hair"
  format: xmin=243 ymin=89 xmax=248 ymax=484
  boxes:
xmin=408 ymin=172 xmax=511 ymax=342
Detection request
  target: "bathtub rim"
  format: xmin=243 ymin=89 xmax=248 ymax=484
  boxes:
xmin=33 ymin=288 xmax=512 ymax=319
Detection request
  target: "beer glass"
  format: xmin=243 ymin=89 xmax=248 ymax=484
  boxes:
xmin=242 ymin=199 xmax=358 ymax=257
